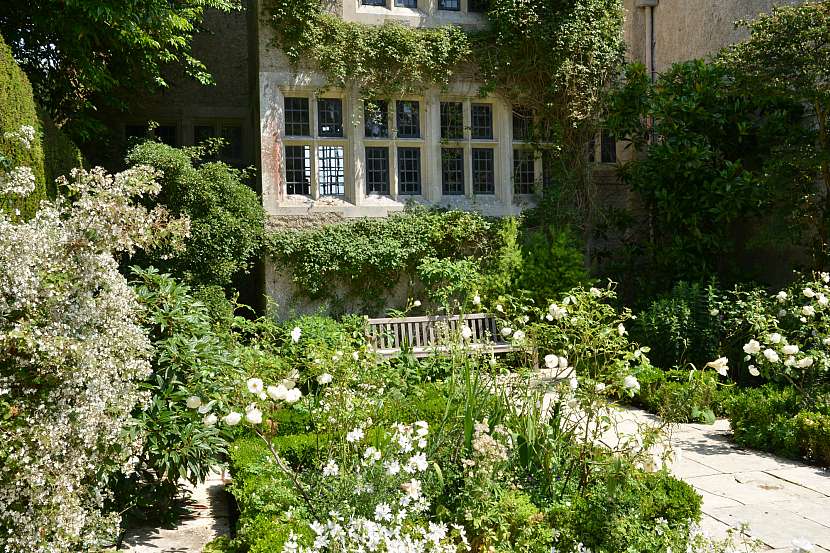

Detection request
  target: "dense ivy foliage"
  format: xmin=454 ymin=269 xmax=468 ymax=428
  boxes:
xmin=126 ymin=141 xmax=266 ymax=291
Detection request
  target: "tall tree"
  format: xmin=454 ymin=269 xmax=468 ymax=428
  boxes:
xmin=0 ymin=0 xmax=241 ymax=141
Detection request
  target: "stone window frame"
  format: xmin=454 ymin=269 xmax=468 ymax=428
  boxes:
xmin=282 ymin=90 xmax=352 ymax=201
xmin=512 ymin=146 xmax=538 ymax=196
xmin=355 ymin=0 xmax=484 ymax=16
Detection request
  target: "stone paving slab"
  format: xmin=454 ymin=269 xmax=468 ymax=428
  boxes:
xmin=705 ymin=505 xmax=830 ymax=549
xmin=120 ymin=471 xmax=230 ymax=552
xmin=767 ymin=467 xmax=830 ymax=497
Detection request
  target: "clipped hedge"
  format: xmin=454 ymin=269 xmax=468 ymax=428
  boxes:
xmin=0 ymin=34 xmax=83 ymax=216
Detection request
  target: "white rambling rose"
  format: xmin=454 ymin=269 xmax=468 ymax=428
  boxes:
xmin=223 ymin=412 xmax=242 ymax=426
xmin=589 ymin=287 xmax=602 ymax=297
xmin=544 ymin=354 xmax=558 ymax=369
xmin=804 ymin=287 xmax=816 ymax=298
xmin=763 ymin=348 xmax=780 ymax=363
xmin=500 ymin=327 xmax=513 ymax=337
xmin=291 ymin=326 xmax=302 ymax=343
xmin=317 ymin=372 xmax=333 ymax=385
xmin=246 ymin=377 xmax=264 ymax=395
xmin=186 ymin=396 xmax=202 ymax=409
xmin=782 ymin=344 xmax=799 ymax=355
xmin=803 ymin=305 xmax=816 ymax=317
xmin=748 ymin=365 xmax=760 ymax=377
xmin=743 ymin=340 xmax=761 ymax=355
xmin=268 ymin=384 xmax=288 ymax=401
xmin=797 ymin=357 xmax=814 ymax=368
xmin=785 ymin=356 xmax=796 ymax=367
xmin=770 ymin=333 xmax=782 ymax=344
xmin=472 ymin=294 xmax=481 ymax=306
xmin=284 ymin=388 xmax=302 ymax=403
xmin=461 ymin=325 xmax=473 ymax=340
xmin=819 ymin=294 xmax=829 ymax=306
xmin=512 ymin=330 xmax=525 ymax=342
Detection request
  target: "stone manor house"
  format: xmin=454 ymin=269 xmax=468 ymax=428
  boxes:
xmin=111 ymin=0 xmax=803 ymax=227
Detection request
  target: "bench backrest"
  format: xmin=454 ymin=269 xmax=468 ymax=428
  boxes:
xmin=366 ymin=313 xmax=506 ymax=351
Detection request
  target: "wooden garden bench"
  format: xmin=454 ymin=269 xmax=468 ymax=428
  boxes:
xmin=365 ymin=313 xmax=518 ymax=359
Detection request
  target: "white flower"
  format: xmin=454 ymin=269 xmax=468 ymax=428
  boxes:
xmin=617 ymin=323 xmax=626 ymax=336
xmin=291 ymin=326 xmax=302 ymax=343
xmin=743 ymin=340 xmax=761 ymax=355
xmin=512 ymin=330 xmax=526 ymax=342
xmin=780 ymin=309 xmax=788 ymax=317
xmin=472 ymin=294 xmax=481 ymax=306
xmin=223 ymin=412 xmax=242 ymax=426
xmin=804 ymin=288 xmax=816 ymax=298
xmin=803 ymin=305 xmax=816 ymax=317
xmin=245 ymin=407 xmax=263 ymax=425
xmin=461 ymin=325 xmax=473 ymax=340
xmin=401 ymin=479 xmax=422 ymax=499
xmin=763 ymin=348 xmax=780 ymax=363
xmin=783 ymin=344 xmax=800 ymax=355
xmin=797 ymin=357 xmax=814 ymax=368
xmin=558 ymin=356 xmax=568 ymax=369
xmin=500 ymin=327 xmax=513 ymax=337
xmin=347 ymin=427 xmax=365 ymax=443
xmin=544 ymin=354 xmax=558 ymax=369
xmin=568 ymin=376 xmax=579 ymax=390
xmin=317 ymin=372 xmax=333 ymax=385
xmin=548 ymin=304 xmax=567 ymax=320
xmin=791 ymin=537 xmax=815 ymax=552
xmin=246 ymin=377 xmax=264 ymax=395
xmin=819 ymin=294 xmax=829 ymax=306
xmin=589 ymin=287 xmax=602 ymax=297
xmin=385 ymin=460 xmax=401 ymax=475
xmin=186 ymin=396 xmax=202 ymax=409
xmin=488 ymin=357 xmax=497 ymax=368
xmin=770 ymin=333 xmax=782 ymax=344
xmin=268 ymin=384 xmax=288 ymax=400
xmin=748 ymin=365 xmax=760 ymax=377
xmin=203 ymin=413 xmax=218 ymax=426
xmin=374 ymin=503 xmax=393 ymax=522
xmin=777 ymin=291 xmax=788 ymax=302
xmin=413 ymin=300 xmax=422 ymax=307
xmin=824 ymin=337 xmax=830 ymax=346
xmin=198 ymin=400 xmax=215 ymax=414
xmin=364 ymin=446 xmax=382 ymax=463
xmin=406 ymin=453 xmax=428 ymax=473
xmin=495 ymin=304 xmax=504 ymax=312
xmin=414 ymin=420 xmax=429 ymax=437
xmin=595 ymin=383 xmax=607 ymax=392
xmin=522 ymin=315 xmax=530 ymax=323
xmin=323 ymin=459 xmax=339 ymax=477
xmin=705 ymin=357 xmax=729 ymax=376
xmin=352 ymin=351 xmax=359 ymax=361
xmin=710 ymin=308 xmax=720 ymax=316
xmin=284 ymin=388 xmax=302 ymax=403
xmin=623 ymin=375 xmax=640 ymax=393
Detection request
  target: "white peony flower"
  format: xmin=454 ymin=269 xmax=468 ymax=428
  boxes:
xmin=743 ymin=340 xmax=761 ymax=355
xmin=782 ymin=344 xmax=800 ymax=355
xmin=203 ymin=413 xmax=218 ymax=426
xmin=748 ymin=365 xmax=760 ymax=377
xmin=284 ymin=388 xmax=302 ymax=403
xmin=623 ymin=375 xmax=640 ymax=393
xmin=268 ymin=384 xmax=288 ymax=401
xmin=803 ymin=288 xmax=816 ymax=298
xmin=706 ymin=357 xmax=729 ymax=376
xmin=317 ymin=373 xmax=333 ymax=385
xmin=223 ymin=412 xmax=242 ymax=426
xmin=763 ymin=348 xmax=780 ymax=363
xmin=245 ymin=407 xmax=263 ymax=425
xmin=770 ymin=333 xmax=782 ymax=344
xmin=186 ymin=396 xmax=202 ymax=409
xmin=247 ymin=377 xmax=264 ymax=395
xmin=797 ymin=357 xmax=814 ymax=368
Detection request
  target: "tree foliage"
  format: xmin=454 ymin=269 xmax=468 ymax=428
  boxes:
xmin=0 ymin=0 xmax=241 ymax=141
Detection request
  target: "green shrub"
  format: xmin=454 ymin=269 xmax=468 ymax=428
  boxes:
xmin=38 ymin=108 xmax=83 ymax=193
xmin=513 ymin=225 xmax=589 ymax=307
xmin=795 ymin=411 xmax=830 ymax=466
xmin=634 ymin=367 xmax=726 ymax=423
xmin=726 ymin=385 xmax=801 ymax=459
xmin=125 ymin=141 xmax=265 ymax=290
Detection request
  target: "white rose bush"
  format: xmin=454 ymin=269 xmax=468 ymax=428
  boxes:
xmin=0 ymin=161 xmax=188 ymax=551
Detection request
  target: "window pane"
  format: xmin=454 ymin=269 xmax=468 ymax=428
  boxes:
xmin=472 ymin=148 xmax=495 ymax=194
xmin=394 ymin=0 xmax=417 ymax=6
xmin=513 ymin=149 xmax=535 ymax=195
xmin=194 ymin=125 xmax=215 ymax=144
xmin=441 ymin=148 xmax=464 ymax=195
xmin=318 ymin=146 xmax=345 ymax=196
xmin=221 ymin=126 xmax=243 ymax=161
xmin=471 ymin=104 xmax=493 ymax=139
xmin=365 ymin=147 xmax=390 ymax=195
xmin=542 ymin=150 xmax=555 ymax=190
xmin=285 ymin=97 xmax=310 ymax=136
xmin=397 ymin=147 xmax=421 ymax=195
xmin=285 ymin=145 xmax=311 ymax=195
xmin=440 ymin=102 xmax=464 ymax=140
xmin=155 ymin=125 xmax=177 ymax=146
xmin=601 ymin=130 xmax=617 ymax=163
xmin=318 ymin=98 xmax=344 ymax=137
xmin=364 ymin=100 xmax=388 ymax=138
xmin=438 ymin=0 xmax=459 ymax=10
xmin=468 ymin=0 xmax=489 ymax=12
xmin=396 ymin=101 xmax=420 ymax=138
xmin=362 ymin=0 xmax=385 ymax=5
xmin=512 ymin=107 xmax=532 ymax=141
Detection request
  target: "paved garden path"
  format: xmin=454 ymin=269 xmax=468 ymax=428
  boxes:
xmin=119 ymin=470 xmax=230 ymax=552
xmin=618 ymin=409 xmax=830 ymax=552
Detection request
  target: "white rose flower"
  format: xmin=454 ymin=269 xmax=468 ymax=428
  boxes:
xmin=797 ymin=357 xmax=814 ymax=368
xmin=782 ymin=344 xmax=799 ymax=355
xmin=544 ymin=354 xmax=558 ymax=369
xmin=203 ymin=413 xmax=218 ymax=426
xmin=472 ymin=294 xmax=481 ymax=306
xmin=495 ymin=304 xmax=504 ymax=312
xmin=245 ymin=407 xmax=263 ymax=425
xmin=545 ymin=313 xmax=554 ymax=321
xmin=317 ymin=373 xmax=333 ymax=385
xmin=803 ymin=305 xmax=816 ymax=317
xmin=776 ymin=291 xmax=788 ymax=302
xmin=823 ymin=273 xmax=830 ymax=284
xmin=223 ymin=412 xmax=242 ymax=426
xmin=743 ymin=339 xmax=761 ymax=355
xmin=763 ymin=348 xmax=780 ymax=363
xmin=246 ymin=377 xmax=264 ymax=395
xmin=500 ymin=327 xmax=513 ymax=337
xmin=818 ymin=294 xmax=829 ymax=306
xmin=705 ymin=357 xmax=729 ymax=377
xmin=770 ymin=333 xmax=782 ymax=344
xmin=268 ymin=384 xmax=288 ymax=401
xmin=461 ymin=325 xmax=473 ymax=340
xmin=284 ymin=388 xmax=302 ymax=403
xmin=186 ymin=396 xmax=202 ymax=409
xmin=512 ymin=330 xmax=525 ymax=342
xmin=568 ymin=376 xmax=579 ymax=390
xmin=291 ymin=326 xmax=302 ymax=343
xmin=748 ymin=365 xmax=760 ymax=377
xmin=623 ymin=375 xmax=640 ymax=393
xmin=804 ymin=288 xmax=816 ymax=298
